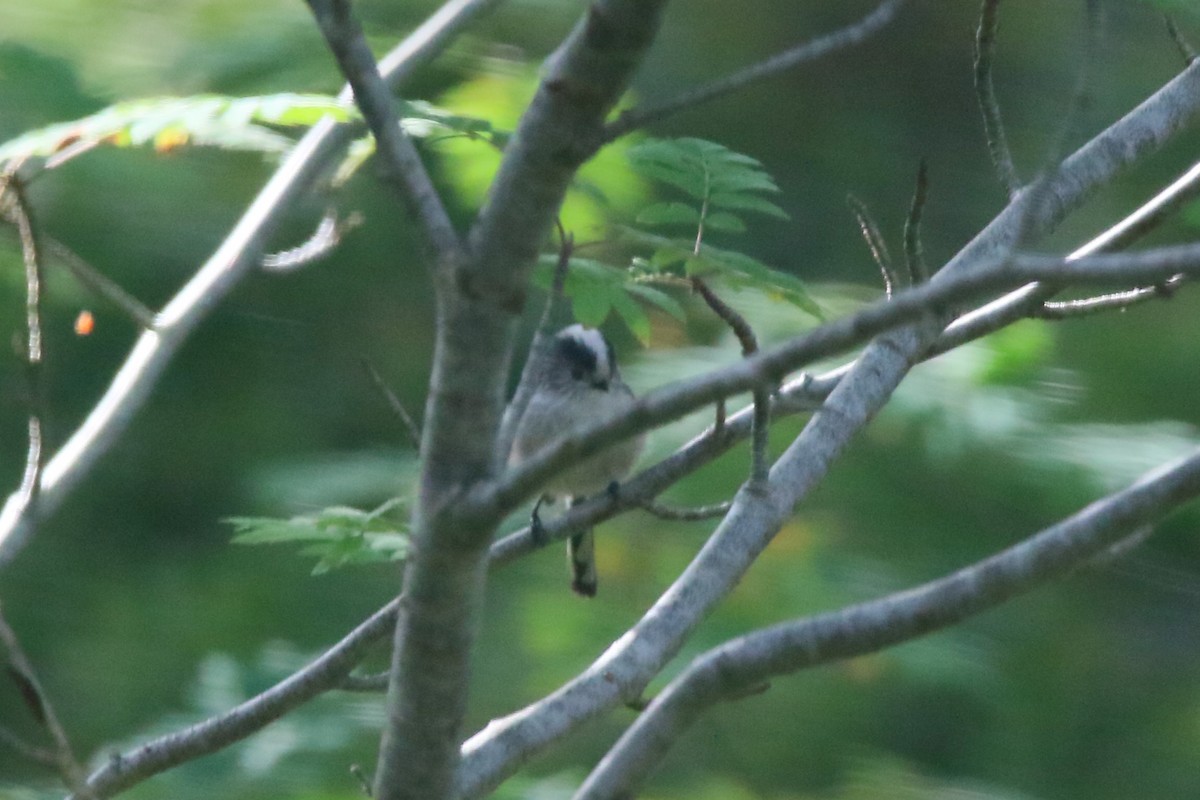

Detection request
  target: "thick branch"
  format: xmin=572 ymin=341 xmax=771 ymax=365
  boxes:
xmin=372 ymin=3 xmax=669 ymax=799
xmin=578 ymin=444 xmax=1200 ymax=798
xmin=456 ymin=56 xmax=1200 ymax=799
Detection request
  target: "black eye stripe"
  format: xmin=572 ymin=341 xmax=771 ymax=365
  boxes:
xmin=557 ymin=336 xmax=598 ymax=376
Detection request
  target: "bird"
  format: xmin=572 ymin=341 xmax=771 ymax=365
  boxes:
xmin=509 ymin=324 xmax=644 ymax=596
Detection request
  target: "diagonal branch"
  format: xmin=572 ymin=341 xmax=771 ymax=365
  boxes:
xmin=603 ymin=0 xmax=909 ymax=141
xmin=70 ymin=598 xmax=401 ymax=800
xmin=474 ymin=238 xmax=1200 ymax=525
xmin=577 ymin=444 xmax=1200 ymax=798
xmin=455 ymin=55 xmax=1200 ymax=800
xmin=305 ymin=0 xmax=464 ymax=265
xmin=0 ymin=0 xmax=505 ymax=568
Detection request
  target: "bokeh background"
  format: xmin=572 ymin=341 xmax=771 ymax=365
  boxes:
xmin=3 ymin=1 xmax=1200 ymax=798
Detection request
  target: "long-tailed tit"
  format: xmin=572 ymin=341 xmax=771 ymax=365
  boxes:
xmin=509 ymin=324 xmax=644 ymax=596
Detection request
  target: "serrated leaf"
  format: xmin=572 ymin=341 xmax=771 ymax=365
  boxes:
xmin=0 ymin=93 xmax=359 ymax=167
xmin=704 ymin=212 xmax=746 ymax=232
xmin=636 ymin=201 xmax=701 ymax=227
xmin=710 ymin=192 xmax=790 ymax=220
xmin=625 ymin=158 xmax=708 ymax=198
xmin=227 ymin=500 xmax=410 ymax=574
xmin=626 ymin=283 xmax=686 ymax=320
xmin=708 ymin=170 xmax=780 ymax=194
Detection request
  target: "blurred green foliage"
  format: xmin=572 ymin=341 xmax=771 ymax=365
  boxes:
xmin=3 ymin=2 xmax=1200 ymax=800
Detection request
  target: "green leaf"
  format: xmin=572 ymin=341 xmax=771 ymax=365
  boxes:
xmin=610 ymin=289 xmax=652 ymax=345
xmin=650 ymin=244 xmax=691 ymax=272
xmin=709 ymin=192 xmax=790 ymax=220
xmin=626 ymin=283 xmax=686 ymax=321
xmin=571 ymin=285 xmax=614 ymax=326
xmin=636 ymin=201 xmax=701 ymax=227
xmin=704 ymin=212 xmax=747 ymax=233
xmin=227 ymin=500 xmax=409 ymax=575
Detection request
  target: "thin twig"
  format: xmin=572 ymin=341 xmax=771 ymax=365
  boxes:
xmin=603 ymin=0 xmax=909 ymax=141
xmin=639 ymin=499 xmax=732 ymax=522
xmin=903 ymin=159 xmax=929 ymax=285
xmin=1164 ymin=14 xmax=1197 ymax=66
xmin=305 ymin=0 xmax=464 ymax=266
xmin=0 ymin=606 xmax=95 ymax=798
xmin=846 ymin=193 xmax=896 ymax=297
xmin=690 ymin=278 xmax=770 ymax=488
xmin=0 ymin=723 xmax=56 ymax=766
xmin=1034 ymin=277 xmax=1185 ymax=319
xmin=340 ymin=670 xmax=390 ymax=692
xmin=362 ymin=359 xmax=423 ymax=450
xmin=2 ymin=173 xmax=47 ymax=522
xmin=42 ymin=239 xmax=158 ymax=329
xmin=974 ymin=0 xmax=1020 ymax=196
xmin=261 ymin=209 xmax=364 ymax=273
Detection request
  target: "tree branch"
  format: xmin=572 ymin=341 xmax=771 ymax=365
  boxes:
xmin=475 ymin=237 xmax=1200 ymax=525
xmin=305 ymin=0 xmax=464 ymax=265
xmin=974 ymin=0 xmax=1020 ymax=196
xmin=372 ymin=3 xmax=669 ymax=799
xmin=603 ymin=0 xmax=909 ymax=141
xmin=71 ymin=598 xmax=401 ymax=799
xmin=456 ymin=55 xmax=1200 ymax=799
xmin=0 ymin=0 xmax=505 ymax=568
xmin=0 ymin=606 xmax=94 ymax=797
xmin=576 ymin=444 xmax=1200 ymax=798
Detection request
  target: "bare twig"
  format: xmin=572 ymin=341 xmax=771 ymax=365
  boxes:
xmin=689 ymin=278 xmax=770 ymax=488
xmin=261 ymin=209 xmax=364 ymax=272
xmin=1164 ymin=14 xmax=1197 ymax=66
xmin=44 ymin=239 xmax=157 ymax=329
xmin=603 ymin=0 xmax=909 ymax=141
xmin=576 ymin=444 xmax=1200 ymax=798
xmin=72 ymin=598 xmax=401 ymax=800
xmin=361 ymin=359 xmax=423 ymax=450
xmin=846 ymin=193 xmax=896 ymax=297
xmin=0 ymin=606 xmax=94 ymax=797
xmin=0 ymin=723 xmax=56 ymax=766
xmin=639 ymin=499 xmax=732 ymax=522
xmin=304 ymin=0 xmax=463 ymax=265
xmin=903 ymin=159 xmax=929 ymax=284
xmin=2 ymin=173 xmax=47 ymax=527
xmin=974 ymin=0 xmax=1020 ymax=196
